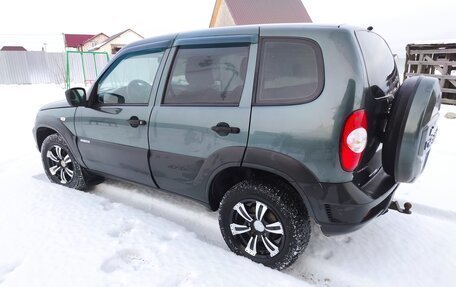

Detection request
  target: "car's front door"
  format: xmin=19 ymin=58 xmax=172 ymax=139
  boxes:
xmin=75 ymin=47 xmax=168 ymax=186
xmin=149 ymin=33 xmax=258 ymax=201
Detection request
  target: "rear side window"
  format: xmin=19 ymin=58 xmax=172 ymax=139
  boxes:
xmin=256 ymin=38 xmax=324 ymax=105
xmin=163 ymin=45 xmax=250 ymax=105
xmin=355 ymin=31 xmax=397 ymax=93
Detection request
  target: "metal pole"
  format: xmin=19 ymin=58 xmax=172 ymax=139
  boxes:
xmin=65 ymin=51 xmax=70 ymax=89
xmin=80 ymin=52 xmax=87 ymax=85
xmin=93 ymin=53 xmax=98 ymax=76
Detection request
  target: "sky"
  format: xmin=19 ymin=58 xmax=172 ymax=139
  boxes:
xmin=0 ymin=0 xmax=455 ymax=57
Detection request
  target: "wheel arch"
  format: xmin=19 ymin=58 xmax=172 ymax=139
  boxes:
xmin=36 ymin=126 xmax=58 ymax=151
xmin=34 ymin=117 xmax=86 ymax=169
xmin=207 ymin=148 xmax=321 ymax=218
xmin=208 ymin=169 xmax=315 ymax=223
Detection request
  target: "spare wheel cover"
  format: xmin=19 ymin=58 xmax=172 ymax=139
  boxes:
xmin=383 ymin=76 xmax=441 ymax=183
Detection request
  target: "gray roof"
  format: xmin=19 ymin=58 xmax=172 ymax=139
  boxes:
xmin=224 ymin=0 xmax=312 ymax=25
xmin=1 ymin=46 xmax=27 ymax=51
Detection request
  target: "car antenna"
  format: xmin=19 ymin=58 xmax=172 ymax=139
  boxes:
xmin=367 ymin=26 xmax=373 ymax=31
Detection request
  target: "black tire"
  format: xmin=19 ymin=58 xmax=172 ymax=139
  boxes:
xmin=41 ymin=133 xmax=88 ymax=190
xmin=219 ymin=180 xmax=310 ymax=270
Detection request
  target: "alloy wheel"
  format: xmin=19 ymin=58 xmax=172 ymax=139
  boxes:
xmin=46 ymin=145 xmax=74 ymax=184
xmin=230 ymin=200 xmax=285 ymax=258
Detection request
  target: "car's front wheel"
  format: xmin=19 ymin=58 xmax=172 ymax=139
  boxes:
xmin=219 ymin=180 xmax=311 ymax=270
xmin=41 ymin=134 xmax=88 ymax=190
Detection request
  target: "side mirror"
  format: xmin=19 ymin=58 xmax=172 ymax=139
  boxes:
xmin=65 ymin=87 xmax=87 ymax=106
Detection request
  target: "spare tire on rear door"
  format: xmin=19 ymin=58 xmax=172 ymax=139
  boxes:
xmin=383 ymin=76 xmax=441 ymax=183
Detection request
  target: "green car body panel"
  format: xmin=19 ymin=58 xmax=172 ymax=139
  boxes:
xmin=34 ymin=24 xmax=439 ymax=237
xmin=249 ymin=25 xmax=367 ymax=183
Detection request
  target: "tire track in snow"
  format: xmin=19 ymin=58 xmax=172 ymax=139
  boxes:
xmin=92 ymin=178 xmax=456 ymax=287
xmin=33 ymin=174 xmax=456 ymax=287
xmin=92 ymin=179 xmax=226 ymax=249
xmin=404 ymin=202 xmax=456 ymax=223
xmin=0 ymin=261 xmax=22 ymax=284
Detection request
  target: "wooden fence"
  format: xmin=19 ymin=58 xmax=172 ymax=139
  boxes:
xmin=404 ymin=43 xmax=456 ymax=104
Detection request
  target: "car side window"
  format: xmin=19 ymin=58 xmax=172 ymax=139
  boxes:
xmin=163 ymin=45 xmax=250 ymax=105
xmin=97 ymin=51 xmax=164 ymax=105
xmin=256 ymin=38 xmax=324 ymax=105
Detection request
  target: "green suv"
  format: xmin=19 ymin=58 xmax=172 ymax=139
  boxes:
xmin=33 ymin=24 xmax=441 ymax=270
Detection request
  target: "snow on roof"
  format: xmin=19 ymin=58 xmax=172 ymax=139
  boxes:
xmin=89 ymin=29 xmax=143 ymax=51
xmin=407 ymin=39 xmax=456 ymax=46
xmin=80 ymin=33 xmax=108 ymax=46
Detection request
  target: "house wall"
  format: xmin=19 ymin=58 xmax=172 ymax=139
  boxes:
xmin=81 ymin=34 xmax=109 ymax=52
xmin=96 ymin=31 xmax=143 ymax=54
xmin=213 ymin=0 xmax=235 ymax=27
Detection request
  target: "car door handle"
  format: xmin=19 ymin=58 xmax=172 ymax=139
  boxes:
xmin=128 ymin=116 xmax=146 ymax=128
xmin=211 ymin=122 xmax=240 ymax=136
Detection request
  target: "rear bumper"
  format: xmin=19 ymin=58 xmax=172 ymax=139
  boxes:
xmin=302 ymin=167 xmax=398 ymax=236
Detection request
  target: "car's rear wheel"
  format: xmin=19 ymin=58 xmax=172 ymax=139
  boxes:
xmin=41 ymin=134 xmax=88 ymax=190
xmin=219 ymin=180 xmax=310 ymax=270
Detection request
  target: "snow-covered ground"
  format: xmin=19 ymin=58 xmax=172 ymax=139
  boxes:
xmin=0 ymin=85 xmax=455 ymax=287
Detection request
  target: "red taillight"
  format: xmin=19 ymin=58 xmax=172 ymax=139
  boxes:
xmin=340 ymin=110 xmax=368 ymax=171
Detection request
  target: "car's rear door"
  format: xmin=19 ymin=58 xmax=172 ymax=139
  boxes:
xmin=75 ymin=42 xmax=171 ymax=186
xmin=149 ymin=30 xmax=258 ymax=201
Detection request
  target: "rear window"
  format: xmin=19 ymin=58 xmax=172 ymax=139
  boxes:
xmin=255 ymin=38 xmax=324 ymax=105
xmin=355 ymin=31 xmax=397 ymax=94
